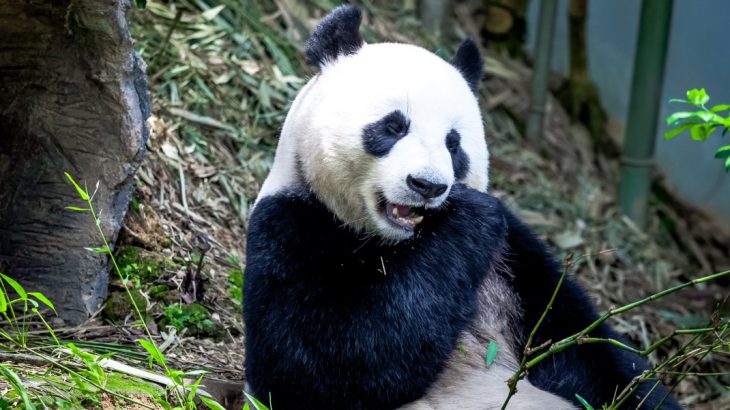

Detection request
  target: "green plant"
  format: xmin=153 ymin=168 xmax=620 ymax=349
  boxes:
xmin=162 ymin=303 xmax=216 ymax=336
xmin=665 ymin=88 xmax=730 ymax=171
xmin=0 ymin=272 xmax=56 ymax=348
xmin=0 ymin=272 xmax=162 ymax=409
xmin=499 ymin=251 xmax=730 ymax=409
xmin=64 ymin=172 xmax=225 ymax=409
xmin=227 ymin=267 xmax=244 ymax=308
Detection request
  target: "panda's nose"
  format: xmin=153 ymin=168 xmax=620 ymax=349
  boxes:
xmin=406 ymin=175 xmax=448 ymax=199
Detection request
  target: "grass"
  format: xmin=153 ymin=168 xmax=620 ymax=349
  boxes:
xmin=0 ymin=173 xmax=229 ymax=409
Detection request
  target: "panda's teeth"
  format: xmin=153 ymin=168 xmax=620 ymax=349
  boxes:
xmin=383 ymin=202 xmax=423 ymax=229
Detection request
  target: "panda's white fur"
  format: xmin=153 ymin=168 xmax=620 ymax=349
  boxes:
xmin=246 ymin=6 xmax=679 ymax=410
xmin=258 ymin=42 xmax=488 ymax=241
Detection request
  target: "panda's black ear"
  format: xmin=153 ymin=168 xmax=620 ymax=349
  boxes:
xmin=306 ymin=5 xmax=364 ymax=68
xmin=451 ymin=38 xmax=483 ymax=94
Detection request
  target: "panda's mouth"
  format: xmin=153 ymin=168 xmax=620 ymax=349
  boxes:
xmin=378 ymin=199 xmax=425 ymax=231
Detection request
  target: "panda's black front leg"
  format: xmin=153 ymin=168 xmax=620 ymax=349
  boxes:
xmin=501 ymin=210 xmax=681 ymax=409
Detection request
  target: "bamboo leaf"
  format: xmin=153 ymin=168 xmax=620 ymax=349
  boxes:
xmin=186 ymin=376 xmax=204 ymax=404
xmin=485 ymin=340 xmax=499 ymax=367
xmin=0 ymin=288 xmax=6 ymax=313
xmin=575 ymin=394 xmax=595 ymax=410
xmin=244 ymin=393 xmax=271 ymax=410
xmin=663 ymin=124 xmax=694 ymax=140
xmin=200 ymin=396 xmax=226 ymax=410
xmin=85 ymin=247 xmax=110 ymax=254
xmin=64 ymin=206 xmax=90 ymax=212
xmin=0 ymin=273 xmax=27 ymax=301
xmin=0 ymin=365 xmax=36 ymax=410
xmin=137 ymin=339 xmax=166 ymax=368
xmin=64 ymin=172 xmax=89 ymax=200
xmin=28 ymin=292 xmax=56 ymax=313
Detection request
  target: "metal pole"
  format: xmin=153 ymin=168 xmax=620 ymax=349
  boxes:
xmin=618 ymin=0 xmax=674 ymax=228
xmin=526 ymin=0 xmax=558 ymax=140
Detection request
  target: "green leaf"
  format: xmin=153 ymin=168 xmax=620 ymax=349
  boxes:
xmin=710 ymin=104 xmax=730 ymax=113
xmin=725 ymin=156 xmax=730 ymax=172
xmin=665 ymin=111 xmax=695 ymax=125
xmin=186 ymin=376 xmax=204 ymax=404
xmin=65 ymin=206 xmax=90 ymax=212
xmin=137 ymin=339 xmax=166 ymax=368
xmin=663 ymin=124 xmax=694 ymax=139
xmin=0 ymin=365 xmax=37 ymax=410
xmin=0 ymin=288 xmax=5 ymax=314
xmin=85 ymin=247 xmax=110 ymax=254
xmin=64 ymin=172 xmax=89 ymax=200
xmin=690 ymin=125 xmax=710 ymax=141
xmin=28 ymin=292 xmax=56 ymax=313
xmin=166 ymin=369 xmax=185 ymax=386
xmin=244 ymin=393 xmax=271 ymax=410
xmin=135 ymin=0 xmax=146 ymax=8
xmin=200 ymin=396 xmax=226 ymax=410
xmin=0 ymin=273 xmax=27 ymax=301
xmin=575 ymin=394 xmax=595 ymax=410
xmin=687 ymin=88 xmax=710 ymax=107
xmin=485 ymin=340 xmax=499 ymax=368
xmin=715 ymin=145 xmax=730 ymax=159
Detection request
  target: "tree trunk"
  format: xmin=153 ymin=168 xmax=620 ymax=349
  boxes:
xmin=0 ymin=0 xmax=149 ymax=324
xmin=560 ymin=0 xmax=607 ymax=137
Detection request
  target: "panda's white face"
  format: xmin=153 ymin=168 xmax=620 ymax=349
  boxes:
xmin=258 ymin=42 xmax=488 ymax=242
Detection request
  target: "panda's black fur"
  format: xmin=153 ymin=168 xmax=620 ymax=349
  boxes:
xmin=244 ymin=5 xmax=682 ymax=410
xmin=246 ymin=186 xmax=506 ymax=409
xmin=245 ymin=185 xmax=680 ymax=410
xmin=305 ymin=5 xmax=364 ymax=67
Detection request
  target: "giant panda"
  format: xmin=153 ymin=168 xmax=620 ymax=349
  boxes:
xmin=244 ymin=5 xmax=681 ymax=410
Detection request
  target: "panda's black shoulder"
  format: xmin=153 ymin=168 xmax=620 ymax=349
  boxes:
xmin=246 ymin=189 xmax=334 ymax=271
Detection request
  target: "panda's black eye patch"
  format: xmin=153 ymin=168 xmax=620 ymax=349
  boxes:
xmin=363 ymin=110 xmax=410 ymax=157
xmin=446 ymin=129 xmax=470 ymax=179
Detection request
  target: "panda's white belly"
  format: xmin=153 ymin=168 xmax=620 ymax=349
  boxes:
xmin=401 ymin=274 xmax=576 ymax=410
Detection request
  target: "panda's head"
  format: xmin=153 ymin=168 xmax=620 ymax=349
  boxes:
xmin=258 ymin=5 xmax=489 ymax=242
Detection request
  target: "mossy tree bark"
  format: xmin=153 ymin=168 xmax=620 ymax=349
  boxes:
xmin=0 ymin=0 xmax=149 ymax=323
